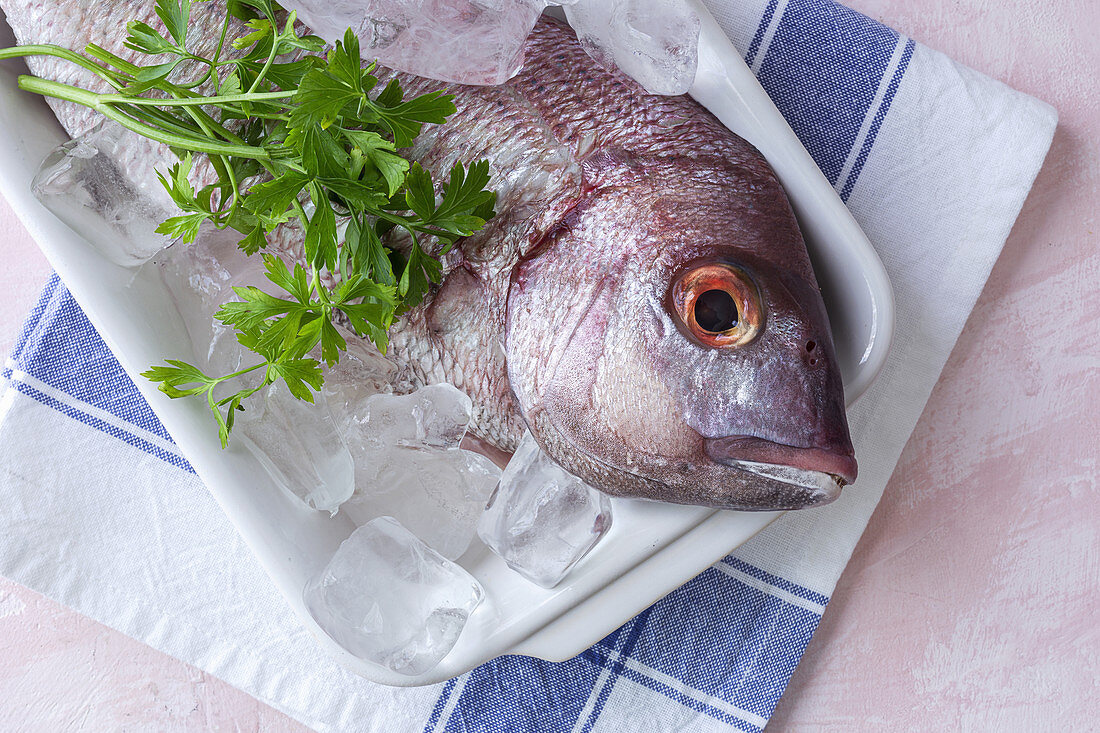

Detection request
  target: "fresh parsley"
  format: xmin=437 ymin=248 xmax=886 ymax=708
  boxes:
xmin=0 ymin=0 xmax=496 ymax=445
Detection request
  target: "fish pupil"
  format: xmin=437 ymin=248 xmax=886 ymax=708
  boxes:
xmin=695 ymin=290 xmax=738 ymax=333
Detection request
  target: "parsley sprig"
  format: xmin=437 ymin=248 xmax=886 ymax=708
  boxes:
xmin=0 ymin=0 xmax=496 ymax=446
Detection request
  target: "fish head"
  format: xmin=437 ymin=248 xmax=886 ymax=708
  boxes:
xmin=505 ymin=152 xmax=856 ymax=510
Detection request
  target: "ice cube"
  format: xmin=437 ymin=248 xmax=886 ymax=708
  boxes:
xmin=32 ymin=121 xmax=177 ymax=267
xmin=320 ymin=334 xmax=398 ymax=433
xmin=157 ymin=225 xmax=264 ymax=377
xmin=304 ymin=516 xmax=483 ymax=674
xmin=237 ymin=379 xmax=355 ymax=513
xmin=343 ymin=446 xmax=501 ymax=559
xmin=360 ymin=384 xmax=473 ymax=450
xmin=477 ymin=431 xmax=612 ymax=587
xmin=285 ymin=0 xmax=545 ymax=85
xmin=563 ymin=0 xmax=701 ymax=95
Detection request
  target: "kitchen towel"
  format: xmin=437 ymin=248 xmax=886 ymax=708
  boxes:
xmin=0 ymin=0 xmax=1056 ymax=730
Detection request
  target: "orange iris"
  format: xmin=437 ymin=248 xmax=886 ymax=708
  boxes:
xmin=670 ymin=264 xmax=763 ymax=348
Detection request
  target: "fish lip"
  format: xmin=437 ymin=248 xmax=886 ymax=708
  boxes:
xmin=704 ymin=436 xmax=858 ymax=485
xmin=725 ymin=460 xmax=845 ymax=508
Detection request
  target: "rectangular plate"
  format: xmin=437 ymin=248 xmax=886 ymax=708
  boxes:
xmin=0 ymin=1 xmax=892 ymax=687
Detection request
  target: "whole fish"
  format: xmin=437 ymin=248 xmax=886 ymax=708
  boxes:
xmin=1 ymin=1 xmax=857 ymax=510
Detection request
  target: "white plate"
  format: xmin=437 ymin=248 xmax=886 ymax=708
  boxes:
xmin=0 ymin=1 xmax=893 ymax=687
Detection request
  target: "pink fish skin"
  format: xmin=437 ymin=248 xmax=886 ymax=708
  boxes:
xmin=0 ymin=2 xmax=855 ymax=509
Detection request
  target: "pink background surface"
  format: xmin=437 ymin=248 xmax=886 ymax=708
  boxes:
xmin=1 ymin=0 xmax=1097 ymax=729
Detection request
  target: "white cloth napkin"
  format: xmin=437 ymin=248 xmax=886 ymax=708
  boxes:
xmin=0 ymin=0 xmax=1055 ymax=730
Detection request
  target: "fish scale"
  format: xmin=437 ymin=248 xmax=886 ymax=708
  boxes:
xmin=1 ymin=1 xmax=858 ymax=509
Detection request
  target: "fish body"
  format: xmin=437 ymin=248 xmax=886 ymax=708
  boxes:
xmin=2 ymin=1 xmax=857 ymax=509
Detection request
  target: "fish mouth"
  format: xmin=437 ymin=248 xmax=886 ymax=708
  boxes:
xmin=724 ymin=460 xmax=845 ymax=506
xmin=704 ymin=436 xmax=858 ymax=489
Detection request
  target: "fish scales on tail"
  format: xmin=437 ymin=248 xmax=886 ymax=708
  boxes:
xmin=1 ymin=0 xmax=857 ymax=510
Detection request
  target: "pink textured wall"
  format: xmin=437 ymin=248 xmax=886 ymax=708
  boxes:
xmin=772 ymin=0 xmax=1100 ymax=728
xmin=1 ymin=0 xmax=1096 ymax=729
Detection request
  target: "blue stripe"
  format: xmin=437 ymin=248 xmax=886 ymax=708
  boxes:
xmin=840 ymin=38 xmax=916 ymax=201
xmin=744 ymin=0 xmax=781 ymax=66
xmin=722 ymin=555 xmax=829 ymax=606
xmin=442 ymin=652 xmax=604 ymax=733
xmin=578 ymin=608 xmax=653 ymax=733
xmin=422 ymin=677 xmax=459 ymax=733
xmin=11 ymin=281 xmax=175 ymax=443
xmin=7 ymin=273 xmax=61 ymax=364
xmin=3 ymin=375 xmax=193 ymax=473
xmin=754 ymin=0 xmax=900 ymax=185
xmin=426 ymin=559 xmax=825 ymax=731
xmin=627 ymin=565 xmax=823 ymax=721
xmin=615 ymin=665 xmax=762 ymax=733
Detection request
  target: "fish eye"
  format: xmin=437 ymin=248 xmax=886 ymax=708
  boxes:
xmin=670 ymin=264 xmax=763 ymax=348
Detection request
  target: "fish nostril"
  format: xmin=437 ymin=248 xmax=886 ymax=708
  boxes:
xmin=806 ymin=340 xmax=816 ymax=352
xmin=694 ymin=289 xmax=738 ymax=333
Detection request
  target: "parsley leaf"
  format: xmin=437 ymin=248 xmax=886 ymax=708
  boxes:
xmin=155 ymin=154 xmax=216 ymax=241
xmin=124 ymin=21 xmax=181 ymax=57
xmin=155 ymin=0 xmax=192 ymax=47
xmin=243 ymin=170 xmax=308 ymax=222
xmin=141 ymin=359 xmax=212 ymax=399
xmin=289 ymin=69 xmax=360 ymax=129
xmin=267 ymin=358 xmax=323 ymax=401
xmin=399 ymin=242 xmax=443 ymax=307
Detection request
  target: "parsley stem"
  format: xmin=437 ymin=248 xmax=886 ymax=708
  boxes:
xmin=215 ymin=361 xmax=267 ymax=385
xmin=84 ymin=44 xmax=140 ymax=76
xmin=164 ymin=89 xmax=242 ymax=216
xmin=152 ymin=84 xmax=250 ymax=145
xmin=210 ymin=13 xmax=232 ymax=70
xmin=0 ymin=44 xmax=126 ymax=89
xmin=119 ymin=103 xmax=217 ymax=146
xmin=17 ymin=75 xmax=275 ymax=159
xmin=292 ymin=198 xmax=311 ymax=229
xmin=245 ymin=33 xmax=281 ymax=95
xmin=310 ymin=267 xmax=331 ymax=306
xmin=99 ymin=90 xmax=294 ymax=107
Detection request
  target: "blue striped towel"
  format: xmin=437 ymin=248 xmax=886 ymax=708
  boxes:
xmin=0 ymin=0 xmax=1055 ymax=730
